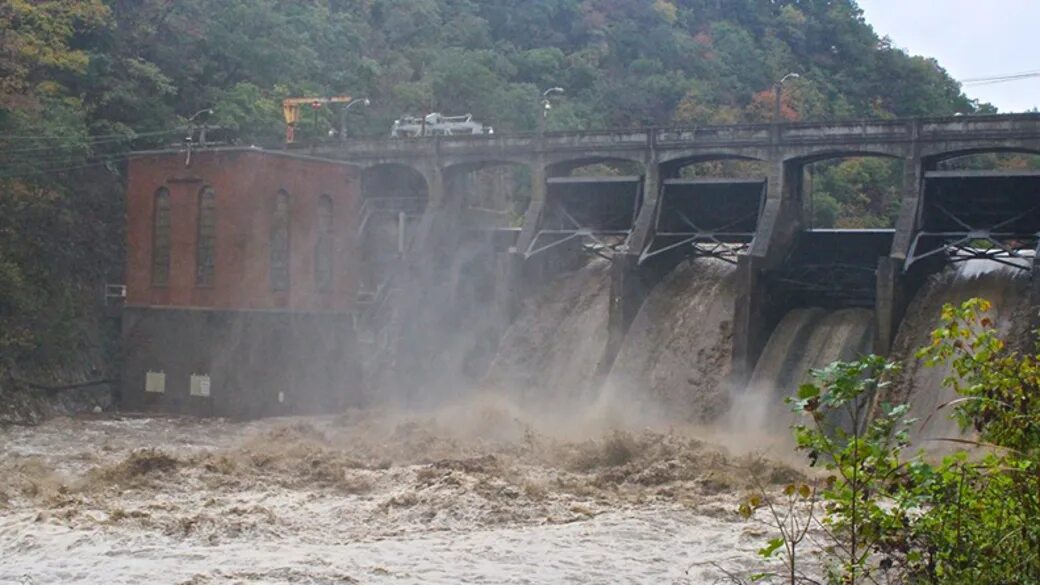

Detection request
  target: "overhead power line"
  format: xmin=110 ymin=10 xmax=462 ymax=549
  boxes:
xmin=1 ymin=128 xmax=185 ymax=154
xmin=962 ymin=70 xmax=1040 ymax=87
xmin=0 ymin=153 xmax=136 ymax=180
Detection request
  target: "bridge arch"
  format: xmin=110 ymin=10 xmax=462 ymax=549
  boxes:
xmin=360 ymin=163 xmax=429 ymax=202
xmin=782 ymin=148 xmax=906 ymax=165
xmin=658 ymin=150 xmax=767 ymax=169
xmin=782 ymin=150 xmax=908 ymax=230
xmin=923 ymin=142 xmax=1040 ymax=166
xmin=545 ymin=154 xmax=647 ymax=176
xmin=442 ymin=159 xmax=534 ymax=233
xmin=658 ymin=152 xmax=768 ymax=180
xmin=440 ymin=157 xmax=534 ymax=175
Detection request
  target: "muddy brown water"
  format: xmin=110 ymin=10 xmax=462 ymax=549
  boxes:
xmin=0 ymin=406 xmax=807 ymax=584
xmin=5 ymin=255 xmax=1028 ymax=583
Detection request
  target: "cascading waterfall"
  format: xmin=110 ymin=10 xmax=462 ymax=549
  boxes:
xmin=729 ymin=308 xmax=875 ymax=437
xmin=482 ymin=257 xmax=612 ymax=406
xmin=477 ymin=251 xmax=1035 ymax=450
xmin=604 ymin=258 xmax=739 ymax=423
xmin=886 ymin=260 xmax=1033 ymax=451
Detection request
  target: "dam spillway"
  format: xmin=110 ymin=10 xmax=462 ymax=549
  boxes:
xmin=117 ymin=115 xmax=1040 ymax=421
xmin=360 ymin=163 xmax=1040 ymax=445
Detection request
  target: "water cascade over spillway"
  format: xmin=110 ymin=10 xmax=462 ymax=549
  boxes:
xmin=483 ymin=257 xmax=612 ymax=406
xmin=887 ymin=261 xmax=1033 ymax=450
xmin=730 ymin=308 xmax=875 ymax=435
xmin=604 ymin=258 xmax=739 ymax=423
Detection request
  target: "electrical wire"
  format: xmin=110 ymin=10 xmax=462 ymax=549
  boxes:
xmin=962 ymin=70 xmax=1040 ymax=87
xmin=1 ymin=124 xmax=196 ymax=142
xmin=0 ymin=128 xmax=186 ymax=154
xmin=2 ymin=150 xmax=132 ymax=168
xmin=0 ymin=153 xmax=137 ymax=180
xmin=3 ymin=146 xmax=151 ymax=166
xmin=1 ymin=134 xmax=184 ymax=162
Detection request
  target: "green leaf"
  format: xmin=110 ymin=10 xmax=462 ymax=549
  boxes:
xmin=797 ymin=383 xmax=821 ymax=400
xmin=758 ymin=537 xmax=785 ymax=558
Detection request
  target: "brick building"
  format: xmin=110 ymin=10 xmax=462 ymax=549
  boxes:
xmin=121 ymin=147 xmax=366 ymax=417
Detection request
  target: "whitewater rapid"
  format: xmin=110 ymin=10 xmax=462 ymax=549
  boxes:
xmin=0 ymin=409 xmax=804 ymax=584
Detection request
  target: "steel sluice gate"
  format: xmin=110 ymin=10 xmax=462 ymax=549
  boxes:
xmin=907 ymin=170 xmax=1040 ymax=271
xmin=640 ymin=178 xmax=765 ymax=264
xmin=525 ymin=176 xmax=644 ymax=258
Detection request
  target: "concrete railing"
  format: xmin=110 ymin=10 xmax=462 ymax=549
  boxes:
xmin=326 ymin=113 xmax=1040 ymax=163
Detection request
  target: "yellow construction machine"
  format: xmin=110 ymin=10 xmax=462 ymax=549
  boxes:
xmin=281 ymin=96 xmax=353 ymax=144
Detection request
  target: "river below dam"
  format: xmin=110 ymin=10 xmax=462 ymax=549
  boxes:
xmin=0 ymin=406 xmax=807 ymax=585
xmin=3 ymin=254 xmax=1033 ymax=584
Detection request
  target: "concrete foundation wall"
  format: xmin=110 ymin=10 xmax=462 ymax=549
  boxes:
xmin=121 ymin=306 xmax=365 ymax=419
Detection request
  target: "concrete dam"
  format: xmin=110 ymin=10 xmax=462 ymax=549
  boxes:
xmin=332 ymin=115 xmax=1038 ymax=427
xmin=120 ymin=114 xmax=1040 ymax=436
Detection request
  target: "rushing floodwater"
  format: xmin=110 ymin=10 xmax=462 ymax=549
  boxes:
xmin=12 ymin=258 xmax=1027 ymax=583
xmin=0 ymin=407 xmax=805 ymax=584
xmin=606 ymin=258 xmax=739 ymax=424
xmin=887 ymin=260 xmax=1033 ymax=451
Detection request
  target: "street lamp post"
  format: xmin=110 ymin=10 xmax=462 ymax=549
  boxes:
xmin=539 ymin=87 xmax=565 ymax=136
xmin=186 ymin=108 xmax=214 ymax=146
xmin=774 ymin=73 xmax=800 ymax=123
xmin=339 ymin=98 xmax=371 ymax=142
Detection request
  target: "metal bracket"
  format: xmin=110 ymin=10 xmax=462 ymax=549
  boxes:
xmin=639 ymin=204 xmax=758 ymax=265
xmin=525 ymin=205 xmax=632 ymax=260
xmin=905 ymin=201 xmax=1040 ymax=271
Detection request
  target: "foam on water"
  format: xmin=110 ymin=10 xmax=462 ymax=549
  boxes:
xmin=0 ymin=412 xmax=803 ymax=584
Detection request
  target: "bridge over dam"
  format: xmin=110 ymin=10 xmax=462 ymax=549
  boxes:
xmin=312 ymin=113 xmax=1040 ymax=392
xmin=116 ymin=113 xmax=1040 ymax=419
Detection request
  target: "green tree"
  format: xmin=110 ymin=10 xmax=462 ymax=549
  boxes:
xmin=745 ymin=299 xmax=1040 ymax=584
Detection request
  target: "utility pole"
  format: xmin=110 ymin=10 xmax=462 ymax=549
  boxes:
xmin=184 ymin=108 xmax=213 ymax=166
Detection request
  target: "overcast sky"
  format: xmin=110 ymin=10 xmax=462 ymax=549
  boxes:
xmin=857 ymin=0 xmax=1040 ymax=112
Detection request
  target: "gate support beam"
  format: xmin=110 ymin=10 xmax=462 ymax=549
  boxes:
xmin=732 ymin=157 xmax=801 ymax=386
xmin=879 ymin=148 xmax=924 ymax=355
xmin=602 ymin=157 xmax=662 ymax=377
xmin=874 ymin=256 xmax=904 ymax=355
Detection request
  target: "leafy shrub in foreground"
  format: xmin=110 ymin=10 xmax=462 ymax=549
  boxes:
xmin=743 ymin=298 xmax=1040 ymax=585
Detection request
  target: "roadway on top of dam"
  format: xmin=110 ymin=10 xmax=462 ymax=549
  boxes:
xmin=316 ymin=113 xmax=1040 ymax=171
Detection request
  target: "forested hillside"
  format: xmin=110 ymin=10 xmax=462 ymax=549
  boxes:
xmin=0 ymin=0 xmax=986 ymax=372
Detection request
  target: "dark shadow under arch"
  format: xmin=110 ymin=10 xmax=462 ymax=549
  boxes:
xmin=361 ymin=163 xmax=429 ymax=202
xmin=547 ymin=156 xmax=646 ymax=178
xmin=930 ymin=147 xmax=1040 ymax=170
xmin=785 ymin=149 xmax=905 ymax=167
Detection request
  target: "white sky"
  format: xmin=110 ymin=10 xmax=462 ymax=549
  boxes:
xmin=857 ymin=0 xmax=1040 ymax=112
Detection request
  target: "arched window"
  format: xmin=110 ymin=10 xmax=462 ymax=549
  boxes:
xmin=151 ymin=187 xmax=171 ymax=286
xmin=270 ymin=190 xmax=291 ymax=291
xmin=195 ymin=186 xmax=217 ymax=286
xmin=315 ymin=194 xmax=334 ymax=292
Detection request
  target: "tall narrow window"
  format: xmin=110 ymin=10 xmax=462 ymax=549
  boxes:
xmin=270 ymin=190 xmax=291 ymax=291
xmin=152 ymin=187 xmax=171 ymax=286
xmin=196 ymin=186 xmax=216 ymax=286
xmin=315 ymin=194 xmax=334 ymax=292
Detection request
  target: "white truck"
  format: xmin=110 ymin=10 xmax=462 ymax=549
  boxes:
xmin=391 ymin=113 xmax=494 ymax=138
